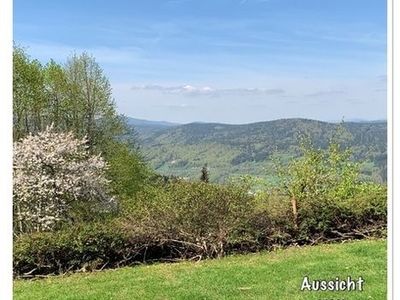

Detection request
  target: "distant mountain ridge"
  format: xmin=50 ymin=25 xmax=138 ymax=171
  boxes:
xmin=127 ymin=117 xmax=387 ymax=183
xmin=125 ymin=117 xmax=179 ymax=136
xmin=125 ymin=117 xmax=179 ymax=128
xmin=127 ymin=116 xmax=386 ymax=127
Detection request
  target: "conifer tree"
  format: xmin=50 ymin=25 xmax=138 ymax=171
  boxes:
xmin=200 ymin=164 xmax=209 ymax=183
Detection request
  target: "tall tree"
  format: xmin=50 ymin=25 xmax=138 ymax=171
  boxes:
xmin=13 ymin=46 xmax=47 ymax=140
xmin=43 ymin=59 xmax=69 ymax=131
xmin=64 ymin=52 xmax=123 ymax=151
xmin=13 ymin=46 xmax=150 ymax=201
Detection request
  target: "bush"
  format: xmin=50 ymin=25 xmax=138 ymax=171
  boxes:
xmin=13 ymin=221 xmax=130 ymax=277
xmin=270 ymin=132 xmax=387 ymax=241
xmin=14 ymin=180 xmax=386 ymax=277
xmin=122 ymin=181 xmax=256 ymax=257
xmin=250 ymin=191 xmax=296 ymax=246
xmin=253 ymin=184 xmax=387 ymax=243
xmin=333 ymin=183 xmax=387 ymax=229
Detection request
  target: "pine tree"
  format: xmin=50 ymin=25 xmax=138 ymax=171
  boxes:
xmin=200 ymin=164 xmax=209 ymax=183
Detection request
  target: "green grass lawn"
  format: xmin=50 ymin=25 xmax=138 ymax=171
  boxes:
xmin=14 ymin=239 xmax=386 ymax=300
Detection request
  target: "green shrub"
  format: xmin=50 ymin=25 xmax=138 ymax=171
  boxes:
xmin=262 ymin=184 xmax=387 ymax=242
xmin=249 ymin=191 xmax=295 ymax=246
xmin=334 ymin=183 xmax=387 ymax=228
xmin=123 ymin=181 xmax=256 ymax=257
xmin=270 ymin=131 xmax=387 ymax=241
xmin=14 ymin=180 xmax=386 ymax=277
xmin=14 ymin=221 xmax=131 ymax=277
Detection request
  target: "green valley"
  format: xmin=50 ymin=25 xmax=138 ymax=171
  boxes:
xmin=129 ymin=118 xmax=387 ymax=183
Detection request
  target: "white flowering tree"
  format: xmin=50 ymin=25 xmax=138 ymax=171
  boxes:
xmin=13 ymin=126 xmax=113 ymax=234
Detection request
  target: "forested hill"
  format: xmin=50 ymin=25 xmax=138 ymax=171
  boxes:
xmin=125 ymin=117 xmax=179 ymax=137
xmin=131 ymin=118 xmax=387 ymax=183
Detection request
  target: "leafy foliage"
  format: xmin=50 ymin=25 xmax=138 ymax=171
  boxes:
xmin=14 ymin=222 xmax=130 ymax=277
xmin=272 ymin=133 xmax=386 ymax=238
xmin=13 ymin=46 xmax=150 ymax=204
xmin=14 ymin=179 xmax=386 ymax=277
xmin=275 ymin=137 xmax=359 ymax=204
xmin=13 ymin=46 xmax=124 ymax=153
xmin=13 ymin=45 xmax=46 ymax=140
xmin=103 ymin=140 xmax=150 ymax=200
xmin=122 ymin=181 xmax=255 ymax=257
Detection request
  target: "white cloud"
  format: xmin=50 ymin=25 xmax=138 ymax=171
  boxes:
xmin=131 ymin=84 xmax=285 ymax=97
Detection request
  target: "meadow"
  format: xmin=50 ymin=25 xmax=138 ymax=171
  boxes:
xmin=14 ymin=239 xmax=386 ymax=300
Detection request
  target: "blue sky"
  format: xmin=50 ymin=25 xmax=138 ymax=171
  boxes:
xmin=14 ymin=0 xmax=387 ymax=123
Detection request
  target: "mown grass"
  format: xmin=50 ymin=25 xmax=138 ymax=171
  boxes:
xmin=14 ymin=239 xmax=386 ymax=300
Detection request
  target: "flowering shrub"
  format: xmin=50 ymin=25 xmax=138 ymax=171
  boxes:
xmin=13 ymin=126 xmax=113 ymax=234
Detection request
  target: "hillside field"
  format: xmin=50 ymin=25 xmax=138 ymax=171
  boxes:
xmin=14 ymin=239 xmax=386 ymax=300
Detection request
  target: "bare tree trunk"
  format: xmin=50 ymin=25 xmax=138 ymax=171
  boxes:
xmin=291 ymin=196 xmax=298 ymax=229
xmin=16 ymin=203 xmax=23 ymax=234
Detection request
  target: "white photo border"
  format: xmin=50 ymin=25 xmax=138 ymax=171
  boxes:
xmin=0 ymin=0 xmax=397 ymax=299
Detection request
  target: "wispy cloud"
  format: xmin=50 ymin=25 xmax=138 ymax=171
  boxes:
xmin=131 ymin=84 xmax=285 ymax=97
xmin=304 ymin=90 xmax=346 ymax=98
xmin=21 ymin=42 xmax=142 ymax=65
xmin=158 ymin=103 xmax=196 ymax=110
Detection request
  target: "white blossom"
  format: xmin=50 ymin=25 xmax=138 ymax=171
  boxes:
xmin=13 ymin=126 xmax=112 ymax=233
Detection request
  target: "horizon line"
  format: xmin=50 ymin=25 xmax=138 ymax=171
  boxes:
xmin=124 ymin=115 xmax=388 ymax=126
